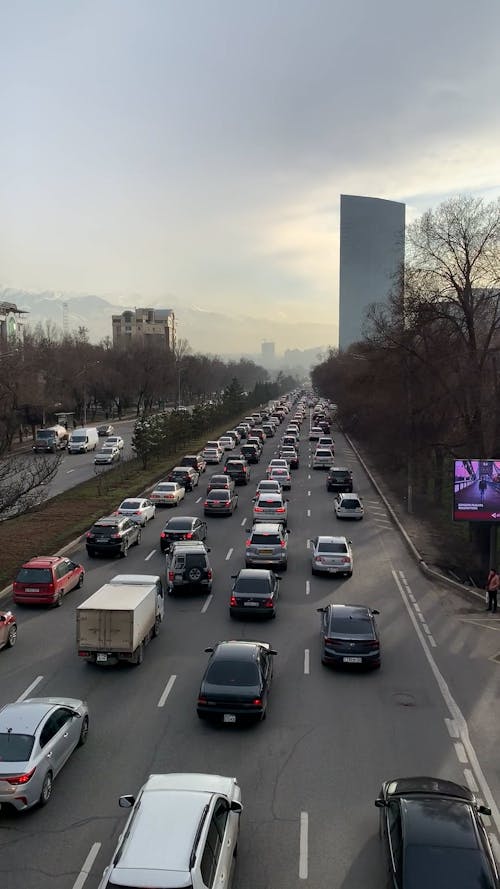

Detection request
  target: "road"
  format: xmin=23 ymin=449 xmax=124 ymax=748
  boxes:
xmin=1 ymin=410 xmax=499 ymax=888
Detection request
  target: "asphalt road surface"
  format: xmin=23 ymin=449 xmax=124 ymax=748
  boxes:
xmin=1 ymin=412 xmax=499 ymax=889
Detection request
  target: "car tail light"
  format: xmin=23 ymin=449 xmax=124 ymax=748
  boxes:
xmin=160 ymin=532 xmax=166 ymax=538
xmin=254 ymin=507 xmax=263 ymax=513
xmin=252 ymin=698 xmax=262 ymax=706
xmin=275 ymin=507 xmax=285 ymax=513
xmin=366 ymin=640 xmax=380 ymax=649
xmin=245 ymin=539 xmax=251 ymax=547
xmin=207 ymin=569 xmax=213 ymax=580
xmin=198 ymin=697 xmax=207 ymax=705
xmin=5 ymin=767 xmax=36 ymax=785
xmin=134 ymin=511 xmax=141 ymax=515
xmin=264 ymin=598 xmax=274 ymax=608
xmin=111 ymin=533 xmax=121 ymax=539
xmin=324 ymin=637 xmax=342 ymax=645
xmin=186 ymin=532 xmax=193 ymax=539
xmin=341 ymin=557 xmax=351 ymax=564
xmin=204 ymin=500 xmax=209 ymax=506
xmin=86 ymin=532 xmax=93 ymax=538
xmin=230 ymin=596 xmax=237 ymax=606
xmin=280 ymin=540 xmax=286 ymax=548
xmin=168 ymin=571 xmax=174 ymax=581
xmin=315 ymin=556 xmax=324 ymax=563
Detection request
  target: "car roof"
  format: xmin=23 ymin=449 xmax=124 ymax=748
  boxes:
xmin=213 ymin=640 xmax=269 ymax=659
xmin=236 ymin=568 xmax=273 ymax=579
xmin=0 ymin=699 xmax=67 ymax=733
xmin=250 ymin=523 xmax=283 ymax=533
xmin=210 ymin=474 xmax=230 ymax=480
xmin=316 ymin=535 xmax=349 ymax=544
xmin=326 ymin=604 xmax=372 ymax=618
xmin=207 ymin=488 xmax=231 ymax=496
xmin=171 ymin=466 xmax=192 ymax=472
xmin=386 ymin=776 xmax=474 ymax=801
xmin=401 ymin=797 xmax=478 ymax=849
xmin=164 ymin=516 xmax=197 ymax=528
xmin=20 ymin=556 xmax=62 ymax=568
xmin=257 ymin=492 xmax=282 ymax=500
xmin=93 ymin=516 xmax=124 ymax=526
xmin=171 ymin=540 xmax=207 ymax=551
xmin=338 ymin=493 xmax=361 ymax=500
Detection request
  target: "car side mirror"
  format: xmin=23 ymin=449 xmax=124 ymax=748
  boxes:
xmin=479 ymin=804 xmax=492 ymax=816
xmin=371 ymin=609 xmax=380 ymax=615
xmin=287 ymin=529 xmax=291 ymax=533
xmin=374 ymin=799 xmax=387 ymax=808
xmin=204 ymin=647 xmax=215 ymax=653
xmin=207 ymin=547 xmax=211 ymax=553
xmin=119 ymin=795 xmax=135 ymax=808
xmin=348 ymin=540 xmax=352 ymax=544
xmin=230 ymin=800 xmax=243 ymax=813
xmin=317 ymin=607 xmax=326 ymax=613
xmin=0 ymin=615 xmax=5 ymax=622
xmin=230 ymin=575 xmax=237 ymax=579
xmin=269 ymin=649 xmax=278 ymax=655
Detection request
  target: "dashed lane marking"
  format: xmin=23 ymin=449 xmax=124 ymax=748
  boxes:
xmin=463 ymin=768 xmax=479 ymax=794
xmin=445 ymin=718 xmax=459 ymax=739
xmin=304 ymin=649 xmax=310 ymax=675
xmin=299 ymin=812 xmax=308 ymax=880
xmin=196 ymin=496 xmax=202 ymax=503
xmin=454 ymin=742 xmax=468 ymax=764
xmin=17 ymin=676 xmax=43 ymax=701
xmin=305 ymin=581 xmax=310 ymax=596
xmin=158 ymin=675 xmax=177 ymax=708
xmin=145 ymin=549 xmax=156 ymax=561
xmin=201 ymin=594 xmax=213 ymax=614
xmin=240 ymin=517 xmax=247 ymax=526
xmin=307 ymin=509 xmax=311 ymax=517
xmin=72 ymin=843 xmax=102 ymax=889
xmin=225 ymin=548 xmax=233 ymax=560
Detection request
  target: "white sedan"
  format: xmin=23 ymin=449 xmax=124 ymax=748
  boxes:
xmin=104 ymin=435 xmax=124 ymax=450
xmin=202 ymin=447 xmax=222 ymax=465
xmin=219 ymin=435 xmax=236 ymax=450
xmin=150 ymin=481 xmax=186 ymax=507
xmin=116 ymin=498 xmax=156 ymax=525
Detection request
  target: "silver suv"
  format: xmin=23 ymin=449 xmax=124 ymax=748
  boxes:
xmin=245 ymin=522 xmax=289 ymax=570
xmin=166 ymin=541 xmax=213 ymax=595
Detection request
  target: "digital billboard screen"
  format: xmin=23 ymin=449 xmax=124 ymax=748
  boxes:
xmin=453 ymin=459 xmax=500 ymax=521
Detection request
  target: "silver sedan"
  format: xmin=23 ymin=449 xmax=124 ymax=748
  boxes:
xmin=0 ymin=697 xmax=89 ymax=811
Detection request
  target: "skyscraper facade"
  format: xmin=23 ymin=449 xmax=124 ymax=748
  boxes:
xmin=338 ymin=195 xmax=405 ymax=349
xmin=261 ymin=341 xmax=275 ymax=362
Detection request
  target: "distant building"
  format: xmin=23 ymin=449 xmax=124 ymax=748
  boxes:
xmin=0 ymin=301 xmax=27 ymax=349
xmin=112 ymin=307 xmax=176 ymax=349
xmin=261 ymin=341 xmax=275 ymax=362
xmin=338 ymin=195 xmax=405 ymax=349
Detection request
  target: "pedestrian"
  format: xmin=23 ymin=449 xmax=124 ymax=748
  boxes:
xmin=479 ymin=477 xmax=487 ymax=504
xmin=485 ymin=567 xmax=499 ymax=613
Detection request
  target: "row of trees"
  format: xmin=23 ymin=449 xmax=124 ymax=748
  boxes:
xmin=311 ymin=195 xmax=500 ymax=564
xmin=0 ymin=324 xmax=287 ymax=456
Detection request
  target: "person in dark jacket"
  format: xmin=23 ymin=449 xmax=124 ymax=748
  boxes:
xmin=485 ymin=568 xmax=499 ymax=613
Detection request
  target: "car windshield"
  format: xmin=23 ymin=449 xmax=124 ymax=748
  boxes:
xmin=16 ymin=567 xmax=52 ymax=584
xmin=404 ymin=846 xmax=492 ymax=889
xmin=330 ymin=617 xmax=372 ymax=633
xmin=71 ymin=435 xmax=85 ymax=442
xmin=120 ymin=501 xmax=141 ymax=510
xmin=0 ymin=732 xmax=35 ymax=762
xmin=331 ymin=471 xmax=350 ymax=480
xmin=157 ymin=483 xmax=175 ymax=491
xmin=36 ymin=430 xmax=54 ymax=439
xmin=258 ymin=499 xmax=282 ymax=507
xmin=210 ymin=477 xmax=228 ymax=484
xmin=317 ymin=542 xmax=347 ymax=553
xmin=341 ymin=500 xmax=361 ymax=509
xmin=235 ymin=575 xmax=272 ymax=592
xmin=250 ymin=534 xmax=281 ymax=545
xmin=166 ymin=518 xmax=194 ymax=530
xmin=206 ymin=660 xmax=260 ymax=686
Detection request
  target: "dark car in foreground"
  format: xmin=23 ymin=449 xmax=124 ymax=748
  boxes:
xmin=229 ymin=568 xmax=280 ymax=618
xmin=204 ymin=488 xmax=238 ymax=516
xmin=224 ymin=458 xmax=251 ymax=485
xmin=317 ymin=603 xmax=380 ymax=667
xmin=375 ymin=776 xmax=498 ymax=889
xmin=326 ymin=466 xmax=353 ymax=493
xmin=197 ymin=640 xmax=277 ymax=723
xmin=207 ymin=473 xmax=236 ymax=494
xmin=160 ymin=516 xmax=208 ymax=553
xmin=86 ymin=516 xmax=141 ymax=558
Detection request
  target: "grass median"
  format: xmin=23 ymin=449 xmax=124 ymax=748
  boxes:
xmin=0 ymin=420 xmax=240 ymax=591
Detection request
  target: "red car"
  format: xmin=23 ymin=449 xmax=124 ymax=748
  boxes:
xmin=13 ymin=556 xmax=85 ymax=607
xmin=0 ymin=610 xmax=17 ymax=649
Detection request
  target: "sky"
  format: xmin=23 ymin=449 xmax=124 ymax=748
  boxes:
xmin=1 ymin=0 xmax=500 ymax=353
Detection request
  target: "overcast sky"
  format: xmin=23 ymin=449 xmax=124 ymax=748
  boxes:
xmin=1 ymin=0 xmax=500 ymax=352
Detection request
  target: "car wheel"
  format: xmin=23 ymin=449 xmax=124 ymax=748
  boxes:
xmin=77 ymin=572 xmax=84 ymax=588
xmin=77 ymin=715 xmax=89 ymax=747
xmin=260 ymin=708 xmax=267 ymax=721
xmin=345 ymin=571 xmax=353 ymax=578
xmin=6 ymin=623 xmax=17 ymax=648
xmin=121 ymin=543 xmax=129 ymax=558
xmin=153 ymin=616 xmax=161 ymax=637
xmin=39 ymin=771 xmax=53 ymax=807
xmin=135 ymin=530 xmax=142 ymax=546
xmin=55 ymin=592 xmax=63 ymax=608
xmin=134 ymin=643 xmax=144 ymax=665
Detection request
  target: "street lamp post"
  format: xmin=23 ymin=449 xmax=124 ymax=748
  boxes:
xmin=75 ymin=361 xmax=101 ymax=425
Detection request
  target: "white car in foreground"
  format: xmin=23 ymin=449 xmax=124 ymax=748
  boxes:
xmin=116 ymin=498 xmax=156 ymax=525
xmin=150 ymin=481 xmax=185 ymax=507
xmin=334 ymin=493 xmax=364 ymax=520
xmin=99 ymin=773 xmax=242 ymax=889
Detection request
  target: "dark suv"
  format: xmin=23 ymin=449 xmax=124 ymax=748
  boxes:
xmin=180 ymin=453 xmax=207 ymax=474
xmin=326 ymin=467 xmax=353 ymax=493
xmin=167 ymin=466 xmax=199 ymax=491
xmin=160 ymin=515 xmax=208 ymax=553
xmin=240 ymin=444 xmax=260 ymax=464
xmin=86 ymin=516 xmax=141 ymax=558
xmin=224 ymin=458 xmax=251 ymax=485
xmin=166 ymin=541 xmax=213 ymax=595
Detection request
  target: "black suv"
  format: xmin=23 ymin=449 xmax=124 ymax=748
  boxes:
xmin=326 ymin=467 xmax=353 ymax=493
xmin=160 ymin=516 xmax=208 ymax=553
xmin=166 ymin=541 xmax=213 ymax=595
xmin=224 ymin=458 xmax=251 ymax=485
xmin=240 ymin=444 xmax=260 ymax=464
xmin=86 ymin=515 xmax=141 ymax=558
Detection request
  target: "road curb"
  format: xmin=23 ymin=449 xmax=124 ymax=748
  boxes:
xmin=343 ymin=431 xmax=485 ymax=607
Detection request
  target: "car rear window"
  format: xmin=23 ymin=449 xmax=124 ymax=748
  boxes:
xmin=258 ymin=499 xmax=282 ymax=507
xmin=120 ymin=500 xmax=141 ymax=510
xmin=0 ymin=733 xmax=35 ymax=761
xmin=331 ymin=471 xmax=350 ymax=480
xmin=317 ymin=542 xmax=347 ymax=553
xmin=16 ymin=568 xmax=52 ymax=584
xmin=166 ymin=518 xmax=194 ymax=530
xmin=330 ymin=617 xmax=372 ymax=633
xmin=207 ymin=491 xmax=229 ymax=500
xmin=234 ymin=576 xmax=271 ymax=592
xmin=250 ymin=534 xmax=281 ymax=545
xmin=157 ymin=483 xmax=175 ymax=491
xmin=206 ymin=660 xmax=260 ymax=686
xmin=342 ymin=500 xmax=360 ymax=509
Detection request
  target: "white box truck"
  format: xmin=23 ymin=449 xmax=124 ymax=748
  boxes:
xmin=68 ymin=426 xmax=99 ymax=453
xmin=76 ymin=576 xmax=164 ymax=665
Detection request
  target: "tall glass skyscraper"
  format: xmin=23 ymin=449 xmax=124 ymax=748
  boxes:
xmin=338 ymin=195 xmax=405 ymax=349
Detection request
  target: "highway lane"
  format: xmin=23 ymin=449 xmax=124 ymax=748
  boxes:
xmin=0 ymin=411 xmax=499 ymax=888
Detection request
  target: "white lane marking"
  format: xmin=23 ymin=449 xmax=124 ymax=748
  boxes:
xmin=145 ymin=549 xmax=156 ymax=561
xmin=241 ymin=517 xmax=247 ymax=526
xmin=299 ymin=811 xmax=308 ymax=879
xmin=72 ymin=842 xmax=102 ymax=889
xmin=158 ymin=675 xmax=177 ymax=708
xmin=427 ymin=634 xmax=437 ymax=647
xmin=416 ymin=611 xmax=425 ymax=623
xmin=392 ymin=569 xmax=500 ymax=833
xmin=17 ymin=676 xmax=43 ymax=701
xmin=454 ymin=742 xmax=468 ymax=764
xmin=201 ymin=594 xmax=213 ymax=614
xmin=463 ymin=769 xmax=479 ymax=794
xmin=66 ymin=469 xmax=76 ymax=474
xmin=307 ymin=509 xmax=311 ymax=517
xmin=308 ymin=473 xmax=311 ymax=480
xmin=445 ymin=717 xmax=459 ymax=739
xmin=225 ymin=548 xmax=233 ymax=560
xmin=413 ymin=603 xmax=422 ymax=613
xmin=196 ymin=496 xmax=202 ymax=503
xmin=306 ymin=539 xmax=310 ymax=549
xmin=307 ymin=490 xmax=311 ymax=496
xmin=305 ymin=581 xmax=310 ymax=596
xmin=489 ymin=833 xmax=500 ymax=859
xmin=304 ymin=649 xmax=310 ymax=675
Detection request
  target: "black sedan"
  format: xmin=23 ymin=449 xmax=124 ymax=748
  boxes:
xmin=160 ymin=516 xmax=208 ymax=553
xmin=204 ymin=489 xmax=238 ymax=516
xmin=375 ymin=776 xmax=498 ymax=889
xmin=197 ymin=640 xmax=277 ymax=723
xmin=229 ymin=569 xmax=280 ymax=618
xmin=317 ymin=603 xmax=380 ymax=668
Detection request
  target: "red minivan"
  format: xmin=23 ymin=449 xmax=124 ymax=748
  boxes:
xmin=13 ymin=556 xmax=85 ymax=607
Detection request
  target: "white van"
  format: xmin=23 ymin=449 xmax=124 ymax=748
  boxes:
xmin=68 ymin=426 xmax=99 ymax=453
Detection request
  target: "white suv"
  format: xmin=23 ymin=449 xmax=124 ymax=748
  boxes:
xmin=99 ymin=773 xmax=242 ymax=889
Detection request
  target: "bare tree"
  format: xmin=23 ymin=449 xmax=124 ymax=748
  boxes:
xmin=0 ymin=453 xmax=62 ymax=518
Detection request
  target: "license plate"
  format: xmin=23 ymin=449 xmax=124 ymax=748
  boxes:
xmin=343 ymin=656 xmax=362 ymax=663
xmin=244 ymin=601 xmax=260 ymax=606
xmin=97 ymin=653 xmax=108 ymax=663
xmin=25 ymin=588 xmax=39 ymax=592
xmin=259 ymin=549 xmax=273 ymax=555
xmin=223 ymin=714 xmax=236 ymax=723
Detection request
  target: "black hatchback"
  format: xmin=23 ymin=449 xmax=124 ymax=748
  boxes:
xmin=229 ymin=569 xmax=280 ymax=619
xmin=197 ymin=640 xmax=277 ymax=723
xmin=375 ymin=776 xmax=498 ymax=889
xmin=317 ymin=603 xmax=380 ymax=668
xmin=86 ymin=515 xmax=141 ymax=558
xmin=326 ymin=467 xmax=353 ymax=493
xmin=160 ymin=516 xmax=208 ymax=553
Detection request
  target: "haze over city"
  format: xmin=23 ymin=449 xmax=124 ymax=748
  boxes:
xmin=1 ymin=0 xmax=500 ymax=353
